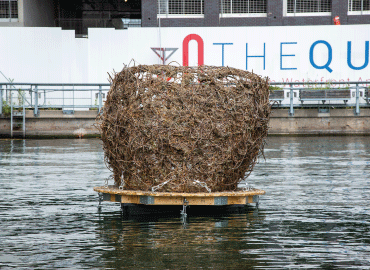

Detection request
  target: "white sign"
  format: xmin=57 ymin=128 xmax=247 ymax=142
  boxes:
xmin=0 ymin=25 xmax=369 ymax=85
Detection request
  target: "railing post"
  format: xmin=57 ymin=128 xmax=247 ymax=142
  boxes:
xmin=355 ymin=83 xmax=360 ymax=115
xmin=289 ymin=84 xmax=294 ymax=116
xmin=34 ymin=85 xmax=39 ymax=117
xmin=0 ymin=85 xmax=3 ymax=115
xmin=29 ymin=85 xmax=33 ymax=107
xmin=98 ymin=85 xmax=103 ymax=114
xmin=73 ymin=85 xmax=75 ymax=110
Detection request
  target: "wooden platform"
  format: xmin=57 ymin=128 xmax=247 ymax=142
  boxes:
xmin=93 ymin=186 xmax=265 ymax=206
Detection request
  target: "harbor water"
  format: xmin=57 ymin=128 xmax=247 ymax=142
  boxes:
xmin=0 ymin=137 xmax=369 ymax=269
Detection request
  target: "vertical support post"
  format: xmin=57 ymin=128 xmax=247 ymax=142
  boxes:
xmin=73 ymin=85 xmax=75 ymax=110
xmin=98 ymin=85 xmax=103 ymax=114
xmin=22 ymin=90 xmax=26 ymax=138
xmin=30 ymin=85 xmax=33 ymax=107
xmin=9 ymin=0 xmax=12 ymax=22
xmin=34 ymin=85 xmax=38 ymax=117
xmin=90 ymin=89 xmax=93 ymax=108
xmin=0 ymin=85 xmax=3 ymax=115
xmin=289 ymin=84 xmax=294 ymax=116
xmin=10 ymin=90 xmax=13 ymax=138
xmin=355 ymin=83 xmax=360 ymax=115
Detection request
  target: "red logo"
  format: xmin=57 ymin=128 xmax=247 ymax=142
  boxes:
xmin=183 ymin=34 xmax=204 ymax=66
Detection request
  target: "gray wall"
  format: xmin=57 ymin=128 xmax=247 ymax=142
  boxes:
xmin=269 ymin=108 xmax=370 ymax=135
xmin=141 ymin=0 xmax=157 ymax=27
xmin=23 ymin=0 xmax=55 ymax=27
xmin=141 ymin=0 xmax=370 ymax=27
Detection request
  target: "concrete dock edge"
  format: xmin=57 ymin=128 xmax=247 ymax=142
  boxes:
xmin=1 ymin=108 xmax=370 ymax=138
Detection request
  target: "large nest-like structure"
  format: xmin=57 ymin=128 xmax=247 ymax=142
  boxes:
xmin=97 ymin=65 xmax=271 ymax=193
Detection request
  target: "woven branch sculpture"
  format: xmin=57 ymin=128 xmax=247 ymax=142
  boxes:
xmin=97 ymin=65 xmax=271 ymax=193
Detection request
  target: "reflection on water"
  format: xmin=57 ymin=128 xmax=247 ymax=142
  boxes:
xmin=0 ymin=137 xmax=369 ymax=269
xmin=97 ymin=211 xmax=265 ymax=269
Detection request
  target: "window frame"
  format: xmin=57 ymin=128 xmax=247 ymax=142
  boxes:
xmin=348 ymin=0 xmax=370 ymax=15
xmin=219 ymin=0 xmax=267 ymax=18
xmin=0 ymin=0 xmax=18 ymax=22
xmin=283 ymin=0 xmax=332 ymax=17
xmin=157 ymin=0 xmax=204 ymax=19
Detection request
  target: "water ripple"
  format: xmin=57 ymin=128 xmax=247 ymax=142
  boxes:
xmin=0 ymin=137 xmax=369 ymax=269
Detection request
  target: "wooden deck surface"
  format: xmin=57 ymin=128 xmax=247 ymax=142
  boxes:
xmin=94 ymin=186 xmax=265 ymax=206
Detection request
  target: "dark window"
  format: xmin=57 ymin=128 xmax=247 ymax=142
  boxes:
xmin=0 ymin=0 xmax=18 ymax=19
xmin=220 ymin=0 xmax=267 ymax=14
xmin=287 ymin=0 xmax=331 ymax=14
xmin=348 ymin=0 xmax=370 ymax=12
xmin=158 ymin=0 xmax=204 ymax=15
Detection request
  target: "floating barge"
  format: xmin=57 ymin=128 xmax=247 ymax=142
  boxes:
xmin=94 ymin=186 xmax=265 ymax=215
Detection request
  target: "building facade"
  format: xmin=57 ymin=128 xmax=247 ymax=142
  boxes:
xmin=0 ymin=0 xmax=55 ymax=27
xmin=0 ymin=0 xmax=369 ymax=84
xmin=0 ymin=0 xmax=141 ymax=35
xmin=1 ymin=1 xmax=369 ymax=32
xmin=144 ymin=0 xmax=369 ymax=27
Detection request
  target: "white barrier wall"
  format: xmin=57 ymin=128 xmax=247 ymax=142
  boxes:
xmin=0 ymin=28 xmax=88 ymax=83
xmin=0 ymin=25 xmax=369 ymax=85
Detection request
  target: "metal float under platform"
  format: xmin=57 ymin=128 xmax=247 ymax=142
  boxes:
xmin=94 ymin=186 xmax=265 ymax=215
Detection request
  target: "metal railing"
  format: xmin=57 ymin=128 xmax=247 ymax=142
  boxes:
xmin=0 ymin=83 xmax=110 ymax=116
xmin=0 ymin=81 xmax=369 ymax=117
xmin=269 ymin=81 xmax=370 ymax=116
